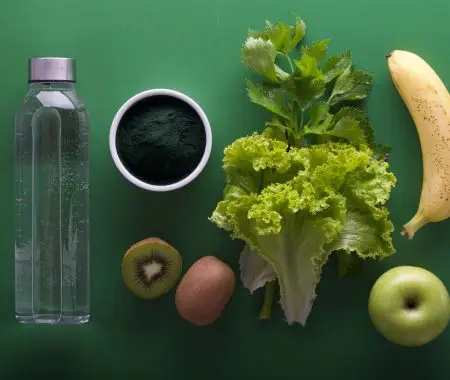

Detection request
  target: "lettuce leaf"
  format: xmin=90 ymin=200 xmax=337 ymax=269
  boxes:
xmin=210 ymin=135 xmax=396 ymax=325
xmin=240 ymin=245 xmax=276 ymax=294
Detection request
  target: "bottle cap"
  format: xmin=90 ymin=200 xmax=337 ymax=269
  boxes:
xmin=28 ymin=57 xmax=76 ymax=83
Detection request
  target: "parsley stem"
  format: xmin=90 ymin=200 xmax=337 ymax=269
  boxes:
xmin=285 ymin=54 xmax=294 ymax=74
xmin=291 ymin=102 xmax=298 ymax=133
xmin=259 ymin=280 xmax=277 ymax=320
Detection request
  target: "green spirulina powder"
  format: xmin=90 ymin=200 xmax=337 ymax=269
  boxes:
xmin=116 ymin=95 xmax=207 ymax=185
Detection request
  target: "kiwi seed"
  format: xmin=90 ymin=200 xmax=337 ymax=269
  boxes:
xmin=122 ymin=237 xmax=182 ymax=300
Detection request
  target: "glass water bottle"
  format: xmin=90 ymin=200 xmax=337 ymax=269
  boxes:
xmin=14 ymin=58 xmax=90 ymax=324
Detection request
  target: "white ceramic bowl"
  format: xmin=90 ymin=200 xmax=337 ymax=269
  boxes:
xmin=109 ymin=89 xmax=212 ymax=192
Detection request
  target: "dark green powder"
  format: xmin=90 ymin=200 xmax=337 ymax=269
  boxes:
xmin=116 ymin=95 xmax=207 ymax=186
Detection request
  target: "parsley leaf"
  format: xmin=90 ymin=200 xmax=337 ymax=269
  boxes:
xmin=303 ymin=106 xmax=367 ymax=146
xmin=259 ymin=21 xmax=292 ymax=53
xmin=289 ymin=17 xmax=307 ymax=51
xmin=242 ymin=37 xmax=278 ymax=81
xmin=372 ymin=143 xmax=392 ymax=162
xmin=329 ymin=66 xmax=373 ymax=106
xmin=246 ymin=80 xmax=290 ymax=120
xmin=288 ymin=75 xmax=326 ymax=110
xmin=264 ymin=116 xmax=294 ymax=142
xmin=309 ymin=102 xmax=330 ymax=126
xmin=249 ymin=17 xmax=306 ymax=54
xmin=301 ymin=39 xmax=330 ymax=63
xmin=323 ymin=51 xmax=352 ymax=83
xmin=275 ymin=65 xmax=290 ymax=81
xmin=295 ymin=51 xmax=324 ymax=79
xmin=329 ymin=115 xmax=366 ymax=144
xmin=289 ymin=53 xmax=326 ymax=109
xmin=333 ymin=107 xmax=374 ymax=144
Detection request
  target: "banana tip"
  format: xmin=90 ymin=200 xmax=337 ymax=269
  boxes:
xmin=386 ymin=51 xmax=394 ymax=59
xmin=400 ymin=227 xmax=413 ymax=240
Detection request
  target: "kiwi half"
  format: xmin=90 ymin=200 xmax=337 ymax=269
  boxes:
xmin=122 ymin=237 xmax=182 ymax=299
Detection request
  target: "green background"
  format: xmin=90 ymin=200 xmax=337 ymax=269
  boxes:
xmin=1 ymin=0 xmax=449 ymax=378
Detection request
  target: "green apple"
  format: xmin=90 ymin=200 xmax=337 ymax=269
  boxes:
xmin=368 ymin=266 xmax=450 ymax=347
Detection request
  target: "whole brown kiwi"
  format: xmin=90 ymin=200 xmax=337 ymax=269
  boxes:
xmin=175 ymin=256 xmax=235 ymax=326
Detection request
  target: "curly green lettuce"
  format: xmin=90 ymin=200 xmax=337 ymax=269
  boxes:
xmin=210 ymin=135 xmax=396 ymax=325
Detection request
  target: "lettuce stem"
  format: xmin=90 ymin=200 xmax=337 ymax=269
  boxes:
xmin=259 ymin=280 xmax=277 ymax=320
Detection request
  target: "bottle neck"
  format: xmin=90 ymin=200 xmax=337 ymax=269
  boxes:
xmin=28 ymin=81 xmax=75 ymax=91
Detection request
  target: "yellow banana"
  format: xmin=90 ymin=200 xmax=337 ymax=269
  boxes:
xmin=387 ymin=50 xmax=450 ymax=239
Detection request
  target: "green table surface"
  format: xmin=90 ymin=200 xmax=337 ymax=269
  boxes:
xmin=1 ymin=0 xmax=450 ymax=378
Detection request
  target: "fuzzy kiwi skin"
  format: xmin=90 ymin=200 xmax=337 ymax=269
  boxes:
xmin=175 ymin=256 xmax=236 ymax=326
xmin=124 ymin=237 xmax=170 ymax=258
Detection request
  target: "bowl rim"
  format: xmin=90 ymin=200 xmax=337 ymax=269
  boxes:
xmin=109 ymin=88 xmax=212 ymax=192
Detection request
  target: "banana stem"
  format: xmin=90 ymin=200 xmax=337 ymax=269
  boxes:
xmin=402 ymin=213 xmax=427 ymax=240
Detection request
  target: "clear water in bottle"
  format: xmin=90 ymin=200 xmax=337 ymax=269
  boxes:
xmin=14 ymin=58 xmax=90 ymax=324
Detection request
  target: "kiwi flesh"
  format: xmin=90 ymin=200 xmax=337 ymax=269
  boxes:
xmin=122 ymin=237 xmax=182 ymax=299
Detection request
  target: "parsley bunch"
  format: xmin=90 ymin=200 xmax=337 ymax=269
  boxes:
xmin=243 ymin=17 xmax=389 ymax=159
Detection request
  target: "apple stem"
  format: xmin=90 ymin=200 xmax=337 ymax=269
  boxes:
xmin=402 ymin=213 xmax=427 ymax=240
